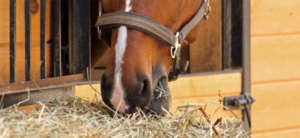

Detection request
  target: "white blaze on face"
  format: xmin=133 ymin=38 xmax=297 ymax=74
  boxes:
xmin=110 ymin=0 xmax=132 ymax=113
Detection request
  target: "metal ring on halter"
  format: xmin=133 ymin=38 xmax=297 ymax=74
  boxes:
xmin=170 ymin=32 xmax=181 ymax=59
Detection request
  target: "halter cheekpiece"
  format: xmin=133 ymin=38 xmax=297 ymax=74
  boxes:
xmin=95 ymin=0 xmax=211 ymax=81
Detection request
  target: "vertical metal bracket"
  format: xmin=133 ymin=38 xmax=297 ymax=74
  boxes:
xmin=68 ymin=0 xmax=91 ymax=80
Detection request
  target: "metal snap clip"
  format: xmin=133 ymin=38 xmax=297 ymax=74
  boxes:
xmin=171 ymin=32 xmax=182 ymax=59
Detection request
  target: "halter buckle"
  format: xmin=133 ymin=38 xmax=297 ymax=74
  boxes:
xmin=171 ymin=32 xmax=182 ymax=59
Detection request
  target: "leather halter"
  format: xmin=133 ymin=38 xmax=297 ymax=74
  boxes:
xmin=95 ymin=0 xmax=211 ymax=81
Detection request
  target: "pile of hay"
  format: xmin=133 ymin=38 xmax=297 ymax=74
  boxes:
xmin=0 ymin=94 xmax=248 ymax=138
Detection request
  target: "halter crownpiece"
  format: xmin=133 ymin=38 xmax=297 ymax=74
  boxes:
xmin=96 ymin=0 xmax=211 ymax=81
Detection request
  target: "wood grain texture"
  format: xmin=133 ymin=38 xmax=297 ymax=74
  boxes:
xmin=189 ymin=0 xmax=222 ymax=73
xmin=253 ymin=128 xmax=300 ymax=138
xmin=252 ymin=81 xmax=300 ymax=133
xmin=251 ymin=35 xmax=300 ymax=84
xmin=169 ymin=73 xmax=241 ymax=98
xmin=0 ymin=45 xmax=52 ymax=84
xmin=251 ymin=0 xmax=300 ymax=36
xmin=0 ymin=0 xmax=52 ymax=47
xmin=251 ymin=0 xmax=300 ymax=136
xmin=75 ymin=84 xmax=101 ymax=100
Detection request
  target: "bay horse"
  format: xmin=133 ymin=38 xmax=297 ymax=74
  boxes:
xmin=91 ymin=0 xmax=210 ymax=115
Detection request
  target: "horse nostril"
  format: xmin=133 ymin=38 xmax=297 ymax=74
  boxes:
xmin=138 ymin=79 xmax=152 ymax=107
xmin=141 ymin=80 xmax=148 ymax=96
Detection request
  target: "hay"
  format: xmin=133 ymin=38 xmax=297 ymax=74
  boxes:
xmin=0 ymin=92 xmax=249 ymax=138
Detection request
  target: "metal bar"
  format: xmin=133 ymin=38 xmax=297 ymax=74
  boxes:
xmin=0 ymin=74 xmax=84 ymax=94
xmin=40 ymin=0 xmax=47 ymax=79
xmin=68 ymin=0 xmax=91 ymax=79
xmin=222 ymin=0 xmax=232 ymax=70
xmin=10 ymin=0 xmax=16 ymax=83
xmin=53 ymin=0 xmax=62 ymax=77
xmin=25 ymin=0 xmax=32 ymax=81
xmin=242 ymin=0 xmax=252 ymax=131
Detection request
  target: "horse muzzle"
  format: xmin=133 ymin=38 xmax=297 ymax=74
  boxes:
xmin=101 ymin=72 xmax=153 ymax=114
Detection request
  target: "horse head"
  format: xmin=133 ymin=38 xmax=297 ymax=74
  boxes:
xmin=98 ymin=0 xmax=209 ymax=115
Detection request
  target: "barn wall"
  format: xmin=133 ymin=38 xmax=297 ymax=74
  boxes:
xmin=250 ymin=0 xmax=300 ymax=137
xmin=0 ymin=0 xmax=53 ymax=84
xmin=169 ymin=72 xmax=242 ymax=121
xmin=189 ymin=0 xmax=223 ymax=73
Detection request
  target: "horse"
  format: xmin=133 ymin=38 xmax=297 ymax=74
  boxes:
xmin=90 ymin=0 xmax=210 ymax=115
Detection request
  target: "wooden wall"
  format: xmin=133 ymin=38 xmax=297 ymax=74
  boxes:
xmin=169 ymin=72 xmax=242 ymax=121
xmin=251 ymin=0 xmax=300 ymax=137
xmin=189 ymin=0 xmax=222 ymax=73
xmin=0 ymin=0 xmax=53 ymax=84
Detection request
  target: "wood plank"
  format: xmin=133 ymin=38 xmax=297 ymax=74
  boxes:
xmin=251 ymin=0 xmax=300 ymax=36
xmin=0 ymin=74 xmax=83 ymax=94
xmin=2 ymin=86 xmax=75 ymax=108
xmin=189 ymin=0 xmax=222 ymax=73
xmin=75 ymin=84 xmax=101 ymax=101
xmin=169 ymin=73 xmax=241 ymax=98
xmin=252 ymin=81 xmax=300 ymax=132
xmin=253 ymin=128 xmax=300 ymax=138
xmin=17 ymin=104 xmax=37 ymax=111
xmin=0 ymin=0 xmax=52 ymax=47
xmin=251 ymin=35 xmax=300 ymax=83
xmin=171 ymin=95 xmax=241 ymax=122
xmin=0 ymin=45 xmax=53 ymax=84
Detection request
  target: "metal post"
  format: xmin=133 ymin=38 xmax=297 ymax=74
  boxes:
xmin=68 ymin=0 xmax=91 ymax=79
xmin=53 ymin=0 xmax=62 ymax=77
xmin=40 ymin=0 xmax=47 ymax=79
xmin=242 ymin=0 xmax=252 ymax=131
xmin=10 ymin=0 xmax=16 ymax=83
xmin=25 ymin=0 xmax=31 ymax=81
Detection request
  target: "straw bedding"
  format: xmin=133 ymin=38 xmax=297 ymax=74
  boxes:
xmin=0 ymin=91 xmax=249 ymax=138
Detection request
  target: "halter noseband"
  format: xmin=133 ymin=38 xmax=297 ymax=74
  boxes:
xmin=95 ymin=0 xmax=211 ymax=81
